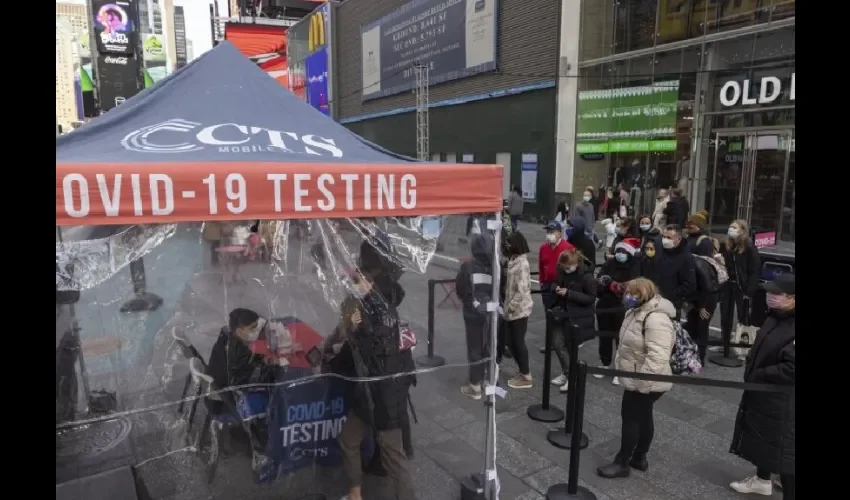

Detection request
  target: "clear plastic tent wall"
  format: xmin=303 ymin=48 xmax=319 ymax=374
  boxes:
xmin=56 ymin=214 xmax=506 ymax=500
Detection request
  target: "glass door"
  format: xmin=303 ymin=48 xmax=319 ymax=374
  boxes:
xmin=707 ymin=130 xmax=792 ymax=239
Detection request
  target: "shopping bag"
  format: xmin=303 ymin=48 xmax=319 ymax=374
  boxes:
xmin=732 ymin=298 xmax=758 ymax=358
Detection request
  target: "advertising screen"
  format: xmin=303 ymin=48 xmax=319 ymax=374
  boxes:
xmin=96 ymin=53 xmax=142 ymax=112
xmin=575 ymin=80 xmax=680 ymax=153
xmin=225 ymin=23 xmax=289 ymax=88
xmin=92 ymin=0 xmax=138 ymax=55
xmin=287 ymin=3 xmax=330 ymax=114
xmin=360 ymin=0 xmax=498 ymax=100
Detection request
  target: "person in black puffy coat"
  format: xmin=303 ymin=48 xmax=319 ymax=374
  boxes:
xmin=455 ymin=233 xmax=494 ymax=400
xmin=729 ymin=274 xmax=795 ymax=499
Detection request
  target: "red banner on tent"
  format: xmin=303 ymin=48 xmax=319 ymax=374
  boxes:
xmin=56 ymin=162 xmax=503 ymax=226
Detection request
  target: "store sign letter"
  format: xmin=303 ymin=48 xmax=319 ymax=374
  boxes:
xmin=719 ymin=73 xmax=795 ymax=107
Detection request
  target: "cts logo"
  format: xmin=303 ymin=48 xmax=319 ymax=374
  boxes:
xmin=120 ymin=119 xmax=345 ymax=157
xmin=288 ymin=446 xmax=329 ymax=461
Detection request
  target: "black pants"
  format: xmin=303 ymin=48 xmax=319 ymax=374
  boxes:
xmin=463 ymin=313 xmax=489 ymax=385
xmin=616 ymin=390 xmax=663 ymax=462
xmin=757 ymin=467 xmax=795 ymax=499
xmin=686 ymin=294 xmax=718 ymax=364
xmin=551 ymin=322 xmax=570 ymax=375
xmin=597 ymin=308 xmax=625 ymax=366
xmin=505 ymin=317 xmax=530 ymax=375
xmin=719 ymin=281 xmax=748 ymax=344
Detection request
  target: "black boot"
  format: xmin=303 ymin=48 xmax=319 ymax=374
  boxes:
xmin=629 ymin=454 xmax=648 ymax=471
xmin=597 ymin=457 xmax=630 ymax=479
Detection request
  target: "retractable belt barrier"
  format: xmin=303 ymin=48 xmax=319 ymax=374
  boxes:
xmin=544 ymin=362 xmax=793 ymax=500
xmin=418 ymin=279 xmax=456 ymax=368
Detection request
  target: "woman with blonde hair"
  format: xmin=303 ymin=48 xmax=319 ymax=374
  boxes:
xmin=597 ymin=278 xmax=677 ymax=479
xmin=713 ymin=219 xmax=761 ymax=355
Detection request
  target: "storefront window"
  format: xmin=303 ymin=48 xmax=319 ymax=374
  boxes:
xmin=704 ymin=0 xmax=773 ymax=37
xmin=769 ymin=0 xmax=796 ymax=21
xmin=613 ymin=0 xmax=658 ymax=54
xmin=579 ymin=0 xmax=617 ymax=61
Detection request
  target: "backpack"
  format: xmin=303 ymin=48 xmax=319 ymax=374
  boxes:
xmin=696 ymin=235 xmax=721 ymax=256
xmin=695 ymin=253 xmax=728 ymax=286
xmin=694 ymin=255 xmax=720 ymax=294
xmin=642 ymin=312 xmax=702 ymax=375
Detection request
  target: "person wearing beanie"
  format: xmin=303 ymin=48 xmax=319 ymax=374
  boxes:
xmin=685 ymin=213 xmax=713 ymax=257
xmin=595 ymin=237 xmax=641 ymax=385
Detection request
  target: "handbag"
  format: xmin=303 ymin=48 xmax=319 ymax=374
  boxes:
xmin=732 ymin=297 xmax=758 ymax=359
xmin=399 ymin=321 xmax=417 ymax=351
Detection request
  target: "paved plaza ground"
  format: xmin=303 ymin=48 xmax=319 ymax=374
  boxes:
xmin=57 ymin=218 xmax=777 ymax=499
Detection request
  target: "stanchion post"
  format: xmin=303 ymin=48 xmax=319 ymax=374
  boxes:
xmin=546 ymin=362 xmax=596 ymax=500
xmin=417 ymin=279 xmax=446 ymax=368
xmin=527 ymin=309 xmax=565 ymax=423
xmin=120 ymin=258 xmax=163 ymax=313
xmin=547 ymin=321 xmax=589 ymax=450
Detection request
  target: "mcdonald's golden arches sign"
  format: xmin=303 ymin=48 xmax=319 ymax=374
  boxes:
xmin=308 ymin=9 xmax=326 ymax=53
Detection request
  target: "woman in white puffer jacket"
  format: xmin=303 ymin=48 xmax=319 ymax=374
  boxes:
xmin=597 ymin=278 xmax=676 ymax=480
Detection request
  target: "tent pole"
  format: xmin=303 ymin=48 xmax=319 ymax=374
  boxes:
xmin=484 ymin=212 xmax=502 ymax=500
xmin=120 ymin=257 xmax=163 ymax=313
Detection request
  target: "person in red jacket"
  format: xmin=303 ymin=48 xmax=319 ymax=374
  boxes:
xmin=539 ymin=221 xmax=575 ymax=307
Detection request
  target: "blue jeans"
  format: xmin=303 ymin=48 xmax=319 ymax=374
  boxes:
xmin=510 ymin=215 xmax=520 ymax=231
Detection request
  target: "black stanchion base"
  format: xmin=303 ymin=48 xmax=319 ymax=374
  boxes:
xmin=527 ymin=404 xmax=565 ymax=423
xmin=120 ymin=293 xmax=163 ymax=313
xmin=709 ymin=353 xmax=743 ymax=368
xmin=416 ymin=354 xmax=446 ymax=368
xmin=460 ymin=473 xmax=486 ymax=500
xmin=546 ymin=429 xmax=589 ymax=450
xmin=546 ymin=483 xmax=597 ymax=500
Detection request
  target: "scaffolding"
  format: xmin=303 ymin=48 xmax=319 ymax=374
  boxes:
xmin=414 ymin=63 xmax=430 ymax=161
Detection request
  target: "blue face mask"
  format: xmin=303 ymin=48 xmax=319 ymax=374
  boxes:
xmin=639 ymin=224 xmax=651 ymax=232
xmin=615 ymin=253 xmax=628 ymax=263
xmin=622 ymin=294 xmax=641 ymax=309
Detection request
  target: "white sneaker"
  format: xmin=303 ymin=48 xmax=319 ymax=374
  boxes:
xmin=551 ymin=374 xmax=568 ymax=386
xmin=559 ymin=382 xmax=569 ymax=393
xmin=593 ymin=365 xmax=606 ymax=379
xmin=730 ymin=476 xmax=773 ymax=496
xmin=612 ymin=376 xmax=620 ymax=386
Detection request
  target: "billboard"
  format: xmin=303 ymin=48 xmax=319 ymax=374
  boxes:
xmin=288 ymin=2 xmax=331 ymax=114
xmin=360 ymin=0 xmax=498 ymax=101
xmin=225 ymin=22 xmax=289 ymax=88
xmin=92 ymin=0 xmax=139 ymax=55
xmin=575 ymin=80 xmax=680 ymax=153
xmin=142 ymin=33 xmax=167 ymax=86
xmin=97 ymin=54 xmax=142 ymax=112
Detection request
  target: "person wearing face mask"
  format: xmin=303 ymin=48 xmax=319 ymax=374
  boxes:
xmin=657 ymin=225 xmax=697 ymax=317
xmin=729 ymin=274 xmax=795 ymax=499
xmin=606 ymin=217 xmax=638 ymax=261
xmin=597 ymin=278 xmax=676 ymax=479
xmin=639 ymin=239 xmax=664 ymax=288
xmin=595 ymin=238 xmax=641 ymax=385
xmin=538 ymin=221 xmax=576 ymax=309
xmin=637 ymin=215 xmax=661 ymax=251
xmin=502 ymin=231 xmax=534 ymax=389
xmin=574 ymin=190 xmax=597 ymax=230
xmin=713 ymin=219 xmax=761 ymax=355
xmin=550 ymin=249 xmax=598 ymax=392
xmin=565 ymin=215 xmax=596 ymax=269
xmin=208 ymin=308 xmax=275 ymax=394
xmin=651 ymin=189 xmax=669 ymax=230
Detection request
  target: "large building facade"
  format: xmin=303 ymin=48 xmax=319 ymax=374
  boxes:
xmin=331 ymin=0 xmax=560 ymax=214
xmin=573 ymin=0 xmax=795 ymax=254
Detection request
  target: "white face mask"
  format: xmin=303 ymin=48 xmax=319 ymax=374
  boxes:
xmin=582 ymin=195 xmax=591 ymax=202
xmin=243 ymin=317 xmax=267 ymax=342
xmin=546 ymin=233 xmax=558 ymax=244
xmin=564 ymin=265 xmax=577 ymax=274
xmin=728 ymin=227 xmax=740 ymax=238
xmin=662 ymin=238 xmax=675 ymax=249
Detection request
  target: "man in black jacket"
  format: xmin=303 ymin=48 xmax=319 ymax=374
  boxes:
xmin=658 ymin=225 xmax=697 ymax=317
xmin=566 ymin=215 xmax=597 ymax=268
xmin=456 ymin=233 xmax=494 ymax=400
xmin=663 ymin=188 xmax=690 ymax=227
xmin=208 ymin=308 xmax=274 ymax=394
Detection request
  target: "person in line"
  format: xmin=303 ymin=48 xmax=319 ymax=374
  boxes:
xmin=502 ymin=231 xmax=534 ymax=389
xmin=606 ymin=217 xmax=639 ymax=261
xmin=456 ymin=233 xmax=495 ymax=400
xmin=729 ymin=274 xmax=795 ymax=499
xmin=507 ymin=185 xmax=524 ymax=231
xmin=657 ymin=225 xmax=697 ymax=319
xmin=689 ymin=246 xmax=721 ymax=364
xmin=538 ymin=221 xmax=575 ymax=353
xmin=714 ymin=219 xmax=761 ymax=355
xmin=586 ymin=186 xmax=601 ymax=220
xmin=663 ymin=188 xmax=690 ymax=227
xmin=685 ymin=213 xmax=714 ymax=257
xmin=550 ymin=249 xmax=598 ymax=392
xmin=574 ymin=189 xmax=597 ymax=231
xmin=566 ymin=215 xmax=597 ymax=269
xmin=595 ymin=238 xmax=641 ymax=385
xmin=597 ymin=278 xmax=677 ymax=479
xmin=639 ymin=238 xmax=664 ymax=288
xmin=554 ymin=201 xmax=570 ymax=236
xmin=333 ymin=270 xmax=418 ymax=500
xmin=637 ymin=215 xmax=661 ymax=251
xmin=651 ymin=189 xmax=669 ymax=230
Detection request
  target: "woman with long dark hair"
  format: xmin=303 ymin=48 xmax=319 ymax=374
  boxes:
xmin=502 ymin=231 xmax=534 ymax=389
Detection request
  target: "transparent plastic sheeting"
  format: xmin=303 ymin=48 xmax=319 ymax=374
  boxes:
xmin=56 ymin=214 xmax=499 ymax=500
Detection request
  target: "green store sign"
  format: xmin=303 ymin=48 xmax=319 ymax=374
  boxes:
xmin=576 ymin=80 xmax=680 ymax=153
xmin=576 ymin=140 xmax=677 ymax=153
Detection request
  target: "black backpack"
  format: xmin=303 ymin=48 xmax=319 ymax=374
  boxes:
xmin=694 ymin=255 xmax=719 ymax=294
